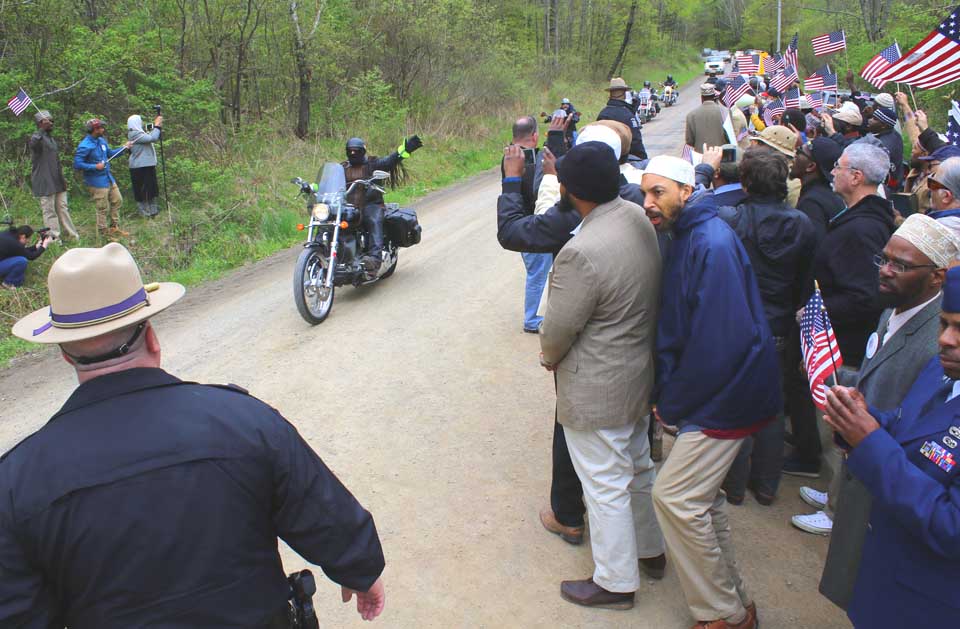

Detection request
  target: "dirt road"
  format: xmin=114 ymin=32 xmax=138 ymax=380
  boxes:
xmin=0 ymin=79 xmax=849 ymax=627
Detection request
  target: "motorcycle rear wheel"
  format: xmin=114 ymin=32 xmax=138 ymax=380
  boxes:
xmin=294 ymin=248 xmax=335 ymax=325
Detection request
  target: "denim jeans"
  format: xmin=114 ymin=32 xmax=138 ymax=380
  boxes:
xmin=0 ymin=256 xmax=27 ymax=286
xmin=521 ymin=252 xmax=551 ymax=330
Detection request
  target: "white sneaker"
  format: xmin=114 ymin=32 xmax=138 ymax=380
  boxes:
xmin=791 ymin=510 xmax=833 ymax=535
xmin=799 ymin=486 xmax=828 ymax=510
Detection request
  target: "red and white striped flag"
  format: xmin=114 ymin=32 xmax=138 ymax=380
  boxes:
xmin=800 ymin=288 xmax=843 ymax=409
xmin=723 ymin=75 xmax=753 ymax=108
xmin=860 ymin=42 xmax=903 ymax=89
xmin=873 ymin=7 xmax=960 ymax=89
xmin=6 ymin=89 xmax=32 ymax=116
xmin=736 ymin=54 xmax=760 ymax=74
xmin=769 ymin=66 xmax=798 ymax=93
xmin=784 ymin=33 xmax=799 ymax=71
xmin=811 ymin=30 xmax=847 ymax=56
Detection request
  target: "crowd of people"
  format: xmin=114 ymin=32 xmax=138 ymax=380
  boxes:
xmin=0 ymin=111 xmax=165 ymax=289
xmin=497 ymin=73 xmax=960 ymax=628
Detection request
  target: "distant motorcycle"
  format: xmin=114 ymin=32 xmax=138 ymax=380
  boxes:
xmin=661 ymin=84 xmax=678 ymax=106
xmin=290 ymin=162 xmax=421 ymax=324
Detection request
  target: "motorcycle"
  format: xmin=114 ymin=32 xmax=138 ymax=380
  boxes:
xmin=661 ymin=84 xmax=678 ymax=107
xmin=636 ymin=91 xmax=655 ymax=123
xmin=290 ymin=162 xmax=421 ymax=325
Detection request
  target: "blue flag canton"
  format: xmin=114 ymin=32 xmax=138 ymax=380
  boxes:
xmin=879 ymin=43 xmax=902 ymax=63
xmin=938 ymin=7 xmax=960 ymax=43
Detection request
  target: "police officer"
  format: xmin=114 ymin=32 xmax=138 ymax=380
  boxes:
xmin=1 ymin=243 xmax=386 ymax=627
xmin=343 ymin=135 xmax=422 ymax=272
xmin=822 ymin=265 xmax=960 ymax=628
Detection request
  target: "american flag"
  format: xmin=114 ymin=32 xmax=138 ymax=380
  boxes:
xmin=736 ymin=54 xmax=760 ymax=74
xmin=800 ymin=288 xmax=843 ymax=409
xmin=766 ymin=52 xmax=785 ymax=73
xmin=785 ymin=33 xmax=800 ymax=71
xmin=807 ymin=92 xmax=824 ymax=110
xmin=769 ymin=65 xmax=799 ymax=93
xmin=785 ymin=87 xmax=802 ymax=109
xmin=763 ymin=98 xmax=785 ymax=126
xmin=860 ymin=42 xmax=902 ymax=89
xmin=681 ymin=144 xmax=695 ymax=163
xmin=6 ymin=89 xmax=32 ymax=116
xmin=723 ymin=75 xmax=753 ymax=107
xmin=948 ymin=100 xmax=960 ymax=145
xmin=873 ymin=6 xmax=960 ymax=89
xmin=804 ymin=66 xmax=836 ymax=91
xmin=812 ymin=30 xmax=847 ymax=56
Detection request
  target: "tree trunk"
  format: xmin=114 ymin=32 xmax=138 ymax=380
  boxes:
xmin=608 ymin=0 xmax=637 ymax=79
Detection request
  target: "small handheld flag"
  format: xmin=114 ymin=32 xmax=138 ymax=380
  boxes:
xmin=811 ymin=30 xmax=847 ymax=56
xmin=800 ymin=287 xmax=843 ymax=409
xmin=6 ymin=89 xmax=32 ymax=116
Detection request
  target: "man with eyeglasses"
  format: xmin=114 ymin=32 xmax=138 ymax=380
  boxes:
xmin=804 ymin=215 xmax=956 ymax=610
xmin=926 ymin=157 xmax=960 ymax=236
xmin=785 ymin=142 xmax=896 ymax=481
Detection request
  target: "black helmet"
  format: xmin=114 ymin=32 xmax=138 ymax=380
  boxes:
xmin=643 ymin=80 xmax=651 ymax=88
xmin=667 ymin=75 xmax=673 ymax=81
xmin=346 ymin=137 xmax=366 ymax=166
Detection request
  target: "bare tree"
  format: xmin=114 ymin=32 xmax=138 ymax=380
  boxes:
xmin=290 ymin=0 xmax=327 ymax=139
xmin=859 ymin=0 xmax=894 ymax=42
xmin=608 ymin=0 xmax=637 ymax=79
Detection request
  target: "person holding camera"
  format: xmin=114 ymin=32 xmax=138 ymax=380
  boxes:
xmin=30 ymin=110 xmax=79 ymax=242
xmin=0 ymin=224 xmax=53 ymax=289
xmin=73 ymin=118 xmax=133 ymax=239
xmin=127 ymin=113 xmax=164 ymax=217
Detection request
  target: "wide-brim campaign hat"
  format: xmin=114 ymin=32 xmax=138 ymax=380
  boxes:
xmin=606 ymin=77 xmax=631 ymax=91
xmin=12 ymin=243 xmax=184 ymax=344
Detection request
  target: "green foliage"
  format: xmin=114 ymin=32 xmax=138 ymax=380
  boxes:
xmin=0 ymin=0 xmax=705 ymax=365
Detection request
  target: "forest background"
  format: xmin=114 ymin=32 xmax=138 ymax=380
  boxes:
xmin=0 ymin=0 xmax=957 ymax=362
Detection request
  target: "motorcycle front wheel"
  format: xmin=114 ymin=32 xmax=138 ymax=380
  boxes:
xmin=294 ymin=247 xmax=335 ymax=325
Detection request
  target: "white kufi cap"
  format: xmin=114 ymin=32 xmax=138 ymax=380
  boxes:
xmin=893 ymin=213 xmax=960 ymax=269
xmin=643 ymin=155 xmax=695 ymax=187
xmin=575 ymin=125 xmax=621 ymax=160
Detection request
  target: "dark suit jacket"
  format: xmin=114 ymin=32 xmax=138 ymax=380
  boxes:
xmin=819 ymin=296 xmax=941 ymax=609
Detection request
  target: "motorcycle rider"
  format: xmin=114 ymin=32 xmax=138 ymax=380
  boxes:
xmin=342 ymin=135 xmax=422 ymax=272
xmin=642 ymin=81 xmax=662 ymax=115
xmin=664 ymin=74 xmax=678 ymax=89
xmin=662 ymin=75 xmax=679 ymax=104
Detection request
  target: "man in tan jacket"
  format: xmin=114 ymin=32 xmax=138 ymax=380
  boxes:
xmin=538 ymin=141 xmax=665 ymax=609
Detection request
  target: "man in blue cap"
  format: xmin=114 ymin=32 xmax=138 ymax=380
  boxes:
xmin=823 ymin=265 xmax=960 ymax=628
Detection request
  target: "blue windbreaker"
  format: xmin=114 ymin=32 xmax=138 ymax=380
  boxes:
xmin=73 ymin=134 xmax=123 ymax=188
xmin=654 ymin=187 xmax=782 ymax=431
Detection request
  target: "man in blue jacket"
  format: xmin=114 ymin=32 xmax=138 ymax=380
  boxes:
xmin=643 ymin=155 xmax=780 ymax=629
xmin=823 ymin=265 xmax=960 ymax=628
xmin=73 ymin=118 xmax=132 ymax=238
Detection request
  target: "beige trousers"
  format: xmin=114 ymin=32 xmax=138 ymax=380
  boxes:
xmin=653 ymin=430 xmax=750 ymax=623
xmin=564 ymin=417 xmax=665 ymax=593
xmin=39 ymin=192 xmax=79 ymax=240
xmin=88 ymin=184 xmax=122 ymax=232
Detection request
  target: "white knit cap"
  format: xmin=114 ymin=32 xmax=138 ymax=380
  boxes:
xmin=575 ymin=125 xmax=622 ymax=160
xmin=874 ymin=93 xmax=895 ymax=109
xmin=643 ymin=155 xmax=695 ymax=187
xmin=893 ymin=213 xmax=960 ymax=269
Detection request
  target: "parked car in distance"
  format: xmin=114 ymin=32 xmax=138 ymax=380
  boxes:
xmin=717 ymin=50 xmax=732 ymax=62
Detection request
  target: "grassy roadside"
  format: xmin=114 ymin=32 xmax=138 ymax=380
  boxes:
xmin=0 ymin=54 xmax=702 ymax=367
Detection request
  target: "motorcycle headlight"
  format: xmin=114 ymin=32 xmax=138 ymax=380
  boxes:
xmin=312 ymin=203 xmax=330 ymax=221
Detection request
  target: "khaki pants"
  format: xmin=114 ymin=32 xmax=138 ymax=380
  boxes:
xmin=39 ymin=192 xmax=79 ymax=240
xmin=653 ymin=430 xmax=750 ymax=623
xmin=88 ymin=183 xmax=122 ymax=232
xmin=564 ymin=417 xmax=665 ymax=593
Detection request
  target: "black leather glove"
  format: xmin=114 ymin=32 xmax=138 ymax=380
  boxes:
xmin=404 ymin=135 xmax=423 ymax=154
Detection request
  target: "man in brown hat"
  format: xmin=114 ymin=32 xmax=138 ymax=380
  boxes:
xmin=685 ymin=84 xmax=729 ymax=151
xmin=1 ymin=243 xmax=386 ymax=626
xmin=597 ymin=77 xmax=647 ymax=160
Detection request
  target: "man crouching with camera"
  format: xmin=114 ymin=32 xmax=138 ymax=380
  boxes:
xmin=0 ymin=223 xmax=53 ymax=289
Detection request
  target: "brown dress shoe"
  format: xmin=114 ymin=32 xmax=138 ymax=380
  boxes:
xmin=539 ymin=507 xmax=584 ymax=545
xmin=639 ymin=553 xmax=666 ymax=579
xmin=691 ymin=606 xmax=757 ymax=629
xmin=560 ymin=578 xmax=634 ymax=610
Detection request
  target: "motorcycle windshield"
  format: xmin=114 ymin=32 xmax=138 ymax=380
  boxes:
xmin=316 ymin=163 xmax=347 ymax=196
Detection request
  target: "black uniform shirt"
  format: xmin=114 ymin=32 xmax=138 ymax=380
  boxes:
xmin=0 ymin=368 xmax=384 ymax=628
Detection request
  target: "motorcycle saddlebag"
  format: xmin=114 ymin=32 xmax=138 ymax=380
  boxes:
xmin=384 ymin=207 xmax=422 ymax=247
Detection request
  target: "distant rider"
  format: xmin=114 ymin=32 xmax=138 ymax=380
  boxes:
xmin=541 ymin=99 xmax=581 ymax=147
xmin=342 ymin=135 xmax=422 ymax=272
